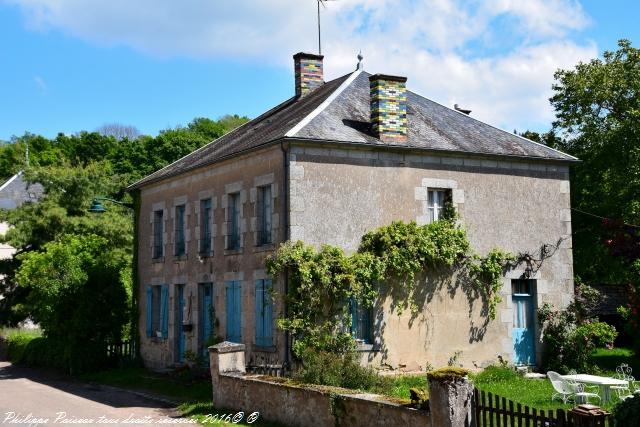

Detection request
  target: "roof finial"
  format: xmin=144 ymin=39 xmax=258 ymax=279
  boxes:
xmin=357 ymin=51 xmax=364 ymax=70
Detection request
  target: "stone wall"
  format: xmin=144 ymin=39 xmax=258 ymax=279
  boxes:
xmin=288 ymin=142 xmax=574 ymax=369
xmin=137 ymin=145 xmax=287 ymax=369
xmin=209 ymin=342 xmax=433 ymax=427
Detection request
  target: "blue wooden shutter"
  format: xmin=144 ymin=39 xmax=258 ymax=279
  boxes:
xmin=160 ymin=284 xmax=169 ymax=339
xmin=264 ymin=279 xmax=273 ymax=346
xmin=145 ymin=286 xmax=153 ymax=337
xmin=255 ymin=280 xmax=264 ymax=346
xmin=226 ymin=281 xmax=242 ymax=342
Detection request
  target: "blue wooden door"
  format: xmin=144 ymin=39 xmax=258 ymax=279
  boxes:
xmin=512 ymin=280 xmax=536 ymax=365
xmin=200 ymin=283 xmax=214 ymax=360
xmin=225 ymin=281 xmax=241 ymax=343
xmin=175 ymin=284 xmax=186 ymax=363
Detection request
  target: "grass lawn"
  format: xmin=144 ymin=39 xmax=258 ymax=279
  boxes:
xmin=473 ymin=347 xmax=639 ymax=414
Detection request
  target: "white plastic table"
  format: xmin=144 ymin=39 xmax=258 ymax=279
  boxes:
xmin=562 ymin=374 xmax=629 ymax=403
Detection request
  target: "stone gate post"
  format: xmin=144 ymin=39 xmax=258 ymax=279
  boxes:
xmin=427 ymin=367 xmax=475 ymax=427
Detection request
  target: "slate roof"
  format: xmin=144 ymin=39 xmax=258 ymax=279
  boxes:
xmin=0 ymin=172 xmax=44 ymax=210
xmin=131 ymin=69 xmax=577 ymax=189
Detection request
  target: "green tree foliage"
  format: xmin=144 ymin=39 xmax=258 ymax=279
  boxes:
xmin=549 ymin=39 xmax=640 ymax=284
xmin=16 ymin=234 xmax=131 ymax=373
xmin=0 ymin=114 xmax=249 ymax=329
xmin=0 ymin=162 xmax=132 ymax=325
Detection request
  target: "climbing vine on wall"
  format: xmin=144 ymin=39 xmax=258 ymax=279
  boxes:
xmin=266 ymin=219 xmax=516 ymax=357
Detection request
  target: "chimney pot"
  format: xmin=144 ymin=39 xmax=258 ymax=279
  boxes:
xmin=369 ymin=74 xmax=408 ymax=143
xmin=294 ymin=52 xmax=324 ymax=98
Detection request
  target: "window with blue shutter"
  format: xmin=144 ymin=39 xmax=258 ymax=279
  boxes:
xmin=257 ymin=186 xmax=272 ymax=246
xmin=225 ymin=281 xmax=241 ymax=342
xmin=255 ymin=279 xmax=273 ymax=347
xmin=227 ymin=193 xmax=240 ymax=250
xmin=174 ymin=205 xmax=186 ymax=256
xmin=199 ymin=199 xmax=212 ymax=255
xmin=349 ymin=298 xmax=372 ymax=344
xmin=160 ymin=284 xmax=169 ymax=339
xmin=153 ymin=210 xmax=164 ymax=259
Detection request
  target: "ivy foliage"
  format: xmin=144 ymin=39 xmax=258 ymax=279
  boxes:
xmin=267 ymin=219 xmax=515 ymax=357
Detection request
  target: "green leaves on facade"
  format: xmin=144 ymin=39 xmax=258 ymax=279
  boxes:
xmin=267 ymin=219 xmax=515 ymax=357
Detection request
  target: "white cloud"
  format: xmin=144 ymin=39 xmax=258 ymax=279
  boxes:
xmin=5 ymin=0 xmax=597 ymax=130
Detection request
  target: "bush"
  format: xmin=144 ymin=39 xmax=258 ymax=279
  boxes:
xmin=472 ymin=365 xmax=519 ymax=385
xmin=293 ymin=349 xmax=385 ymax=391
xmin=613 ymin=394 xmax=640 ymax=426
xmin=538 ymin=284 xmax=618 ymax=373
xmin=6 ymin=331 xmax=40 ymax=363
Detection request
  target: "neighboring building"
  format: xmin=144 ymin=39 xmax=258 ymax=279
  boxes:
xmin=0 ymin=172 xmax=44 ymax=308
xmin=130 ymin=53 xmax=577 ymax=371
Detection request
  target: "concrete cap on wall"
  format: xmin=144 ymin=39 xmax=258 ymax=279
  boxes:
xmin=208 ymin=341 xmax=246 ymax=354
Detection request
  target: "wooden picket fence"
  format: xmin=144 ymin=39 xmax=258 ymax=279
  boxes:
xmin=474 ymin=389 xmax=612 ymax=427
xmin=106 ymin=340 xmax=135 ymax=361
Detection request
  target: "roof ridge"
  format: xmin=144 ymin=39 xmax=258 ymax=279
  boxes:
xmin=405 ymin=88 xmax=577 ymax=161
xmin=285 ymin=69 xmax=362 ymax=137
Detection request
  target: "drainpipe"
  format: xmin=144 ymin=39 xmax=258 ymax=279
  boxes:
xmin=280 ymin=140 xmax=291 ymax=369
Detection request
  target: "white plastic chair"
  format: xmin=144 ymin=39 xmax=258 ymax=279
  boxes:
xmin=548 ymin=371 xmax=601 ymax=404
xmin=612 ymin=363 xmax=637 ymax=399
xmin=548 ymin=371 xmax=576 ymax=403
xmin=564 ymin=377 xmax=601 ymax=404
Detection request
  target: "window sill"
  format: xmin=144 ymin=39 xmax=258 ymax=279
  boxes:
xmin=173 ymin=254 xmax=188 ymax=262
xmin=151 ymin=257 xmax=165 ymax=264
xmin=224 ymin=248 xmax=243 ymax=256
xmin=198 ymin=251 xmax=214 ymax=259
xmin=355 ymin=343 xmax=378 ymax=352
xmin=253 ymin=244 xmax=275 ymax=253
xmin=253 ymin=345 xmax=276 ymax=353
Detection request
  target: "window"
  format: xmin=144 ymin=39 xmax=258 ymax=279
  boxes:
xmin=349 ymin=298 xmax=372 ymax=344
xmin=257 ymin=185 xmax=272 ymax=245
xmin=225 ymin=281 xmax=242 ymax=342
xmin=145 ymin=284 xmax=168 ymax=339
xmin=174 ymin=204 xmax=186 ymax=256
xmin=227 ymin=193 xmax=241 ymax=250
xmin=153 ymin=210 xmax=164 ymax=259
xmin=427 ymin=189 xmax=451 ymax=222
xmin=255 ymin=279 xmax=273 ymax=347
xmin=200 ymin=199 xmax=213 ymax=254
xmin=199 ymin=283 xmax=214 ymax=360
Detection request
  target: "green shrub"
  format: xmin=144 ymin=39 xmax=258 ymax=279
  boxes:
xmin=538 ymin=284 xmax=618 ymax=373
xmin=613 ymin=394 xmax=640 ymax=426
xmin=6 ymin=331 xmax=40 ymax=363
xmin=473 ymin=365 xmax=519 ymax=384
xmin=293 ymin=349 xmax=385 ymax=391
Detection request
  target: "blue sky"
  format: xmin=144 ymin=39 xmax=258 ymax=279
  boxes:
xmin=0 ymin=0 xmax=638 ymax=141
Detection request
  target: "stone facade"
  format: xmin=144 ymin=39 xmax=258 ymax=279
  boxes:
xmin=137 ymin=145 xmax=287 ymax=369
xmin=288 ymin=142 xmax=573 ymax=369
xmin=138 ymin=138 xmax=573 ymax=371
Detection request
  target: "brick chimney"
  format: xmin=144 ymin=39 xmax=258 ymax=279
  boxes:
xmin=294 ymin=52 xmax=324 ymax=98
xmin=369 ymin=74 xmax=408 ymax=142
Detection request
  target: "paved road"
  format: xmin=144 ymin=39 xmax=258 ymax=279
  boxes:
xmin=0 ymin=361 xmax=186 ymax=426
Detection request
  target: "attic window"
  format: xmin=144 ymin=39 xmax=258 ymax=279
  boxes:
xmin=427 ymin=189 xmax=452 ymax=222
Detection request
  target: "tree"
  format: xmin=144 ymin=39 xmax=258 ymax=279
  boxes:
xmin=0 ymin=162 xmax=132 ymax=326
xmin=16 ymin=234 xmax=131 ymax=372
xmin=550 ymin=39 xmax=640 ymax=349
xmin=550 ymin=39 xmax=640 ymax=284
xmin=96 ymin=123 xmax=141 ymax=140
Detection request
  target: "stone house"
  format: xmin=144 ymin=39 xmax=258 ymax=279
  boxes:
xmin=129 ymin=52 xmax=577 ymax=371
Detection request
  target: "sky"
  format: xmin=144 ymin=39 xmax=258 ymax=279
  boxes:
xmin=0 ymin=0 xmax=639 ymax=141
